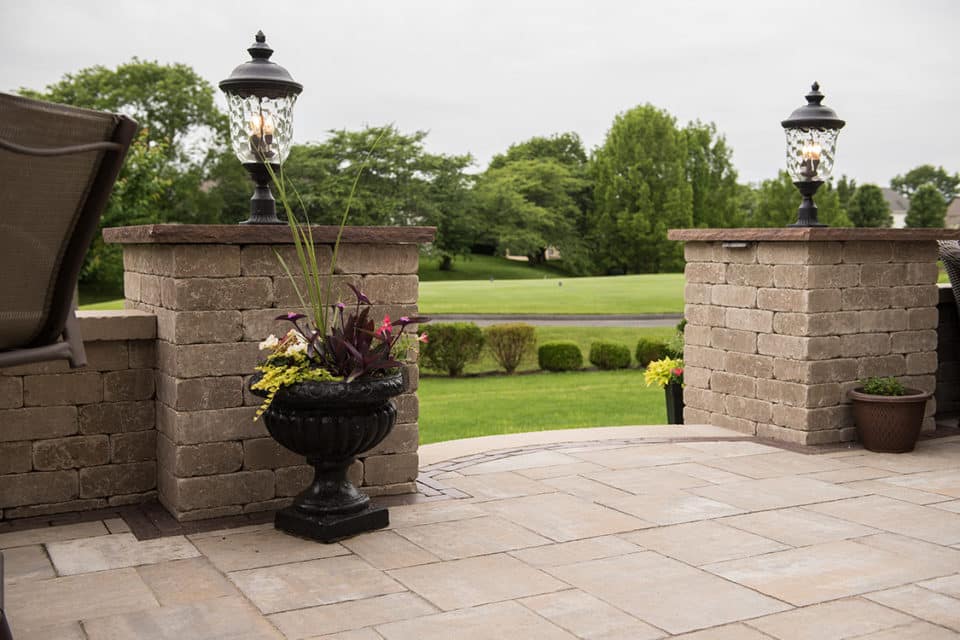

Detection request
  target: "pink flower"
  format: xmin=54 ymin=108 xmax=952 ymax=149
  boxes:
xmin=672 ymin=367 xmax=684 ymax=377
xmin=418 ymin=333 xmax=429 ymax=344
xmin=375 ymin=315 xmax=392 ymax=338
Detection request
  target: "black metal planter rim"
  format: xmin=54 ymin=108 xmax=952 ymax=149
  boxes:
xmin=250 ymin=372 xmax=405 ymax=409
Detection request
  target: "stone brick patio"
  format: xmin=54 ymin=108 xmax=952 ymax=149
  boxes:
xmin=5 ymin=424 xmax=960 ymax=639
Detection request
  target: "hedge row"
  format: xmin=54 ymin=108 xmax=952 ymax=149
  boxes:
xmin=422 ymin=322 xmax=684 ymax=376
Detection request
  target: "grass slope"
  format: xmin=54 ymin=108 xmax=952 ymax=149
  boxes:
xmin=419 ymin=254 xmax=560 ymax=281
xmin=419 ymin=369 xmax=665 ymax=444
xmin=419 ymin=273 xmax=684 ymax=315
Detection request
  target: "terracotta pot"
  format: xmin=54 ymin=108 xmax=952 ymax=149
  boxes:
xmin=250 ymin=373 xmax=404 ymax=541
xmin=848 ymin=387 xmax=931 ymax=453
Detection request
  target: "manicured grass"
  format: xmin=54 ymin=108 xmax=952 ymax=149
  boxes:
xmin=419 ymin=254 xmax=561 ymax=281
xmin=419 ymin=368 xmax=665 ymax=444
xmin=419 ymin=273 xmax=685 ymax=315
xmin=421 ymin=325 xmax=678 ymax=375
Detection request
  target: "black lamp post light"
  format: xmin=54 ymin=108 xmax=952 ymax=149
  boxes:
xmin=220 ymin=31 xmax=303 ymax=224
xmin=781 ymin=82 xmax=845 ymax=227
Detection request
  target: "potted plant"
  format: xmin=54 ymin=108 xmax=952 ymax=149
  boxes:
xmin=248 ymin=150 xmax=428 ymax=543
xmin=644 ymin=357 xmax=684 ymax=424
xmin=849 ymin=376 xmax=931 ymax=453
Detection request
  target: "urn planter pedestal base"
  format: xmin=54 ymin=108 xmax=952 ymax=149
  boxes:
xmin=276 ymin=504 xmax=388 ymax=543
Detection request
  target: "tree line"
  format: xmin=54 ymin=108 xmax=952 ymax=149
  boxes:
xmin=20 ymin=59 xmax=958 ymax=289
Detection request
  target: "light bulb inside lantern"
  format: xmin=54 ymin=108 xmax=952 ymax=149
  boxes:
xmin=248 ymin=111 xmax=277 ymax=160
xmin=800 ymin=139 xmax=821 ymax=179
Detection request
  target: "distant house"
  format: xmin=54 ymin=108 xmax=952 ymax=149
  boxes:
xmin=881 ymin=188 xmax=910 ymax=228
xmin=946 ymin=197 xmax=960 ymax=229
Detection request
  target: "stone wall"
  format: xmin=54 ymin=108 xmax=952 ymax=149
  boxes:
xmin=937 ymin=285 xmax=960 ymax=423
xmin=667 ymin=228 xmax=957 ymax=445
xmin=0 ymin=311 xmax=157 ymax=519
xmin=106 ymin=224 xmax=431 ymax=522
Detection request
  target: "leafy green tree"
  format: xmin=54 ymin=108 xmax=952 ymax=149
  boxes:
xmin=891 ymin=165 xmax=959 ymax=203
xmin=21 ymin=58 xmax=227 ymax=166
xmin=489 ymin=132 xmax=588 ymax=169
xmin=591 ymin=104 xmax=692 ymax=273
xmin=905 ymin=183 xmax=948 ymax=227
xmin=282 ymin=126 xmax=477 ymax=264
xmin=682 ymin=121 xmax=741 ymax=228
xmin=847 ymin=184 xmax=892 ymax=228
xmin=473 ymin=157 xmax=587 ymax=268
xmin=479 ymin=133 xmax=593 ymax=272
xmin=835 ymin=175 xmax=857 ymax=215
xmin=746 ymin=171 xmax=850 ymax=228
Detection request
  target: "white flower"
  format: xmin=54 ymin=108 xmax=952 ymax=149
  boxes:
xmin=287 ymin=340 xmax=308 ymax=354
xmin=258 ymin=334 xmax=279 ymax=351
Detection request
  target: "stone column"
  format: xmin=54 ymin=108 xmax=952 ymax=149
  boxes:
xmin=667 ymin=228 xmax=960 ymax=445
xmin=104 ymin=224 xmax=434 ymax=521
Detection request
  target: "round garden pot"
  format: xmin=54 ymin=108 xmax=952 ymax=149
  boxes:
xmin=848 ymin=387 xmax=931 ymax=454
xmin=250 ymin=373 xmax=404 ymax=542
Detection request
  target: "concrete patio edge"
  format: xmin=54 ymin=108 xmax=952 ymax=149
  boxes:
xmin=418 ymin=424 xmax=745 ymax=466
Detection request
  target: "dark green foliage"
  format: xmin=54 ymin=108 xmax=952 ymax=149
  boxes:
xmin=836 ymin=175 xmax=857 ymax=214
xmin=744 ymin=171 xmax=850 ymax=227
xmin=282 ymin=126 xmax=477 ymax=263
xmin=860 ymin=376 xmax=907 ymax=396
xmin=538 ymin=341 xmax=583 ymax=372
xmin=421 ymin=323 xmax=485 ymax=377
xmin=484 ymin=324 xmax=536 ymax=374
xmin=905 ymin=183 xmax=948 ymax=228
xmin=683 ymin=120 xmax=742 ymax=229
xmin=635 ymin=338 xmax=669 ymax=366
xmin=474 ymin=133 xmax=592 ymax=273
xmin=891 ymin=165 xmax=959 ymax=202
xmin=589 ymin=341 xmax=632 ymax=370
xmin=591 ymin=105 xmax=693 ymax=273
xmin=848 ymin=184 xmax=893 ymax=228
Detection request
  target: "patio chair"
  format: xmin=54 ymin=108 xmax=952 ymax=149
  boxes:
xmin=941 ymin=240 xmax=960 ymax=316
xmin=0 ymin=92 xmax=137 ymax=640
xmin=0 ymin=92 xmax=136 ymax=368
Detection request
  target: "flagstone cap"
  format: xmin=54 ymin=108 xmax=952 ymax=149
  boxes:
xmin=668 ymin=228 xmax=960 ymax=242
xmin=104 ymin=224 xmax=436 ymax=244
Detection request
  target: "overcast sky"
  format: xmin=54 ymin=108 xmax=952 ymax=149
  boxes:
xmin=5 ymin=0 xmax=958 ymax=185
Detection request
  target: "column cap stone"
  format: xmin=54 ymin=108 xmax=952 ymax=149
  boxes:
xmin=104 ymin=224 xmax=437 ymax=245
xmin=667 ymin=228 xmax=960 ymax=242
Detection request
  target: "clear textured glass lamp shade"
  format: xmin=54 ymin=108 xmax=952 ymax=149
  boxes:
xmin=784 ymin=127 xmax=840 ymax=182
xmin=226 ymin=93 xmax=297 ymax=164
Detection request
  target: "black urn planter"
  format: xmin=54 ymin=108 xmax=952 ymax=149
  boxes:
xmin=665 ymin=382 xmax=684 ymax=425
xmin=250 ymin=373 xmax=404 ymax=542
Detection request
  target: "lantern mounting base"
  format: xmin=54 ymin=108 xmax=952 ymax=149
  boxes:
xmin=241 ymin=162 xmax=285 ymax=225
xmin=789 ymin=180 xmax=827 ymax=228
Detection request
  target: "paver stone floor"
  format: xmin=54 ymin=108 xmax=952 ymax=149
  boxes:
xmin=5 ymin=424 xmax=960 ymax=639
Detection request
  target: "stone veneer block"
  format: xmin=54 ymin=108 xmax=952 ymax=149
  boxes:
xmin=668 ymin=228 xmax=960 ymax=446
xmin=104 ymin=224 xmax=435 ymax=521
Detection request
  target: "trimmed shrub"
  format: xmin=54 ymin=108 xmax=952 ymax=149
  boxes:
xmin=421 ymin=322 xmax=485 ymax=376
xmin=635 ymin=338 xmax=669 ymax=366
xmin=664 ymin=330 xmax=684 ymax=359
xmin=590 ymin=341 xmax=632 ymax=370
xmin=538 ymin=341 xmax=583 ymax=372
xmin=484 ymin=323 xmax=536 ymax=374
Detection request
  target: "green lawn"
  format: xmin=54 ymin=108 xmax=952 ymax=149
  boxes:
xmin=419 ymin=368 xmax=665 ymax=444
xmin=421 ymin=325 xmax=678 ymax=375
xmin=419 ymin=254 xmax=561 ymax=281
xmin=420 ymin=273 xmax=684 ymax=315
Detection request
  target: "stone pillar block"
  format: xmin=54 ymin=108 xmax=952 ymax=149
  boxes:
xmin=106 ymin=224 xmax=434 ymax=521
xmin=669 ymin=229 xmax=959 ymax=445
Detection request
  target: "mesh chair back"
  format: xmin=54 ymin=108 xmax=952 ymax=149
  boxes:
xmin=940 ymin=240 xmax=960 ymax=315
xmin=0 ymin=92 xmax=136 ymax=350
